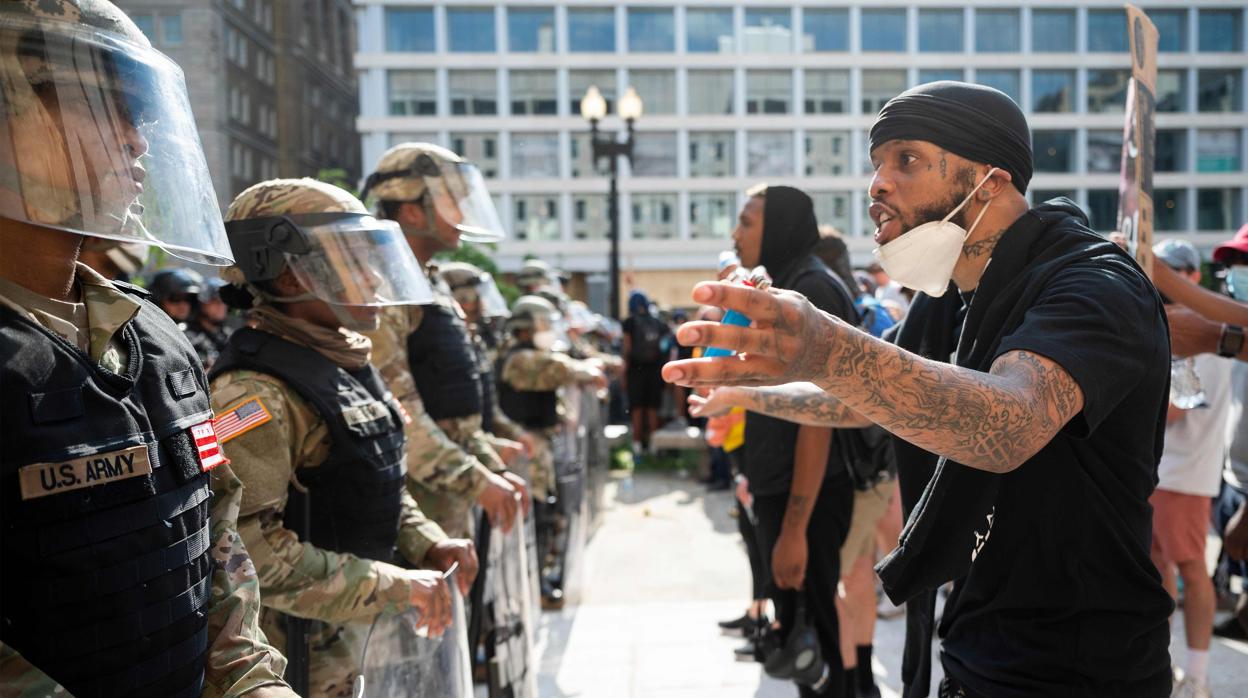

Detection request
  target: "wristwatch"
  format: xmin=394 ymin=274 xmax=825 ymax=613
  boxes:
xmin=1218 ymin=323 xmax=1245 ymax=358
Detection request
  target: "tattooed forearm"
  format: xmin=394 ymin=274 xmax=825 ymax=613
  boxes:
xmin=782 ymin=494 xmax=810 ymax=531
xmin=739 ymin=383 xmax=874 ymax=428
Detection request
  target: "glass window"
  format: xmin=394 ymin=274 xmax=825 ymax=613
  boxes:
xmin=1197 ymin=189 xmax=1241 ymax=230
xmin=1197 ymin=130 xmax=1242 ymax=172
xmin=1032 ymin=70 xmax=1075 ymax=113
xmin=1033 ymin=130 xmax=1075 ymax=173
xmin=975 ymin=9 xmax=1019 ymax=53
xmin=1086 ymin=190 xmax=1119 ymax=231
xmin=388 ymin=70 xmax=436 ymax=115
xmin=803 ymin=9 xmax=848 ymax=52
xmin=1198 ymin=69 xmax=1242 ymax=112
xmin=1153 ymin=189 xmax=1184 ymax=232
xmin=744 ymin=8 xmax=792 ymax=53
xmin=1032 ymin=10 xmax=1075 ymax=52
xmin=388 ymin=132 xmax=438 ymax=148
xmin=688 ymin=70 xmax=735 ymax=115
xmin=132 ymin=14 xmax=155 ymax=39
xmin=811 ymin=192 xmax=852 ymax=235
xmin=569 ymin=133 xmax=597 ymax=177
xmin=977 ymin=69 xmax=1020 ymax=105
xmin=628 ymin=8 xmax=674 ymax=52
xmin=1148 ymin=10 xmax=1186 ymax=52
xmin=687 ymin=8 xmax=734 ymax=53
xmin=747 ymin=132 xmax=793 ymax=176
xmin=449 ymin=133 xmax=500 ymax=178
xmin=629 ymin=70 xmax=675 ymax=115
xmin=920 ymin=69 xmax=963 ymax=84
xmin=632 ymin=193 xmax=678 ymax=239
xmin=508 ymin=8 xmax=555 ymax=53
xmin=448 ymin=70 xmax=497 ymax=115
xmin=746 ymin=70 xmax=792 ymax=114
xmin=387 ymin=8 xmax=435 ymax=52
xmin=1156 ymin=129 xmax=1186 ymax=172
xmin=572 ymin=194 xmax=607 ymax=240
xmin=1087 ymin=69 xmax=1130 ymax=113
xmin=689 ymin=192 xmax=736 ymax=239
xmin=861 ymin=9 xmax=906 ymax=52
xmin=1087 ymin=10 xmax=1128 ymax=52
xmin=804 ymin=70 xmax=849 ymax=114
xmin=447 ymin=8 xmax=495 ymax=52
xmin=568 ymin=8 xmax=615 ymax=52
xmin=509 ymin=70 xmax=557 ymax=115
xmin=919 ymin=9 xmax=963 ymax=53
xmin=1156 ymin=70 xmax=1186 ymax=113
xmin=861 ymin=70 xmax=906 ymax=114
xmin=160 ymin=14 xmax=183 ymax=46
xmin=513 ymin=194 xmax=560 ymax=241
xmin=689 ymin=132 xmax=736 ymax=177
xmin=1086 ymin=130 xmax=1122 ymax=173
xmin=805 ymin=131 xmax=851 ymax=176
xmin=1200 ymin=9 xmax=1243 ymax=52
xmin=632 ymin=133 xmax=678 ymax=176
xmin=569 ymin=70 xmax=616 ymax=116
xmin=510 ymin=133 xmax=560 ymax=179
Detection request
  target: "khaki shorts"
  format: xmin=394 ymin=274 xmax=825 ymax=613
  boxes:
xmin=839 ymin=479 xmax=896 ymax=574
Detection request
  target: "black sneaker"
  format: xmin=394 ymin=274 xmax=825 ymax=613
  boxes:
xmin=718 ymin=613 xmax=753 ymax=634
xmin=733 ymin=638 xmax=758 ymax=662
xmin=1212 ymin=614 xmax=1248 ymax=641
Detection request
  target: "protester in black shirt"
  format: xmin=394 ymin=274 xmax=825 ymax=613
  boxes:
xmin=663 ymin=81 xmax=1173 ymax=698
xmin=622 ymin=289 xmax=672 ymax=456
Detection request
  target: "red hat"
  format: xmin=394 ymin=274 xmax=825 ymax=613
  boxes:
xmin=1213 ymin=222 xmax=1248 ymax=264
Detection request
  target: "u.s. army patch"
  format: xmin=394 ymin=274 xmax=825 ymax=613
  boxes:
xmin=214 ymin=396 xmax=273 ymax=443
xmin=18 ymin=444 xmax=152 ymax=501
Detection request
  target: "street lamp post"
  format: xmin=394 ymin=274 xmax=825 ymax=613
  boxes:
xmin=580 ymin=85 xmax=643 ymax=320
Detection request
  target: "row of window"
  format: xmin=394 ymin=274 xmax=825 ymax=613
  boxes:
xmin=385 ymin=67 xmax=1244 ymax=118
xmin=383 ymin=6 xmax=1244 ymax=54
xmin=130 ymin=12 xmax=183 ymax=47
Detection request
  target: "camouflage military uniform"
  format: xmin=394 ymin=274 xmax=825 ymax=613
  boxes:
xmin=0 ymin=265 xmax=291 ymax=698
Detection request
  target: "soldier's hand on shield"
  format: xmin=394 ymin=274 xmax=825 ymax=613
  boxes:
xmin=495 ymin=438 xmax=526 ymax=467
xmin=406 ymin=569 xmax=453 ymax=637
xmin=516 ymin=431 xmax=538 ymax=458
xmin=500 ymin=470 xmax=531 ymax=517
xmin=478 ymin=471 xmax=519 ymax=533
xmin=425 ymin=539 xmax=479 ymax=596
xmin=661 ymin=282 xmax=841 ymax=390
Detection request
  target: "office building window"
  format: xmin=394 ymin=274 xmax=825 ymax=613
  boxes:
xmin=632 ymin=193 xmax=678 ymax=239
xmin=513 ymin=195 xmax=560 ymax=241
xmin=572 ymin=194 xmax=608 ymax=240
xmin=1032 ymin=10 xmax=1075 ymax=52
xmin=569 ymin=132 xmax=597 ymax=177
xmin=511 ymin=133 xmax=560 ymax=179
xmin=1199 ymin=9 xmax=1243 ymax=52
xmin=447 ymin=8 xmax=495 ymax=52
xmin=1196 ymin=130 xmax=1241 ymax=172
xmin=132 ymin=13 xmax=155 ymax=39
xmin=628 ymin=8 xmax=674 ymax=52
xmin=977 ymin=69 xmax=1020 ymax=105
xmin=803 ymin=9 xmax=848 ymax=52
xmin=632 ymin=132 xmax=678 ymax=176
xmin=688 ymin=70 xmax=735 ymax=115
xmin=1156 ymin=130 xmax=1186 ymax=172
xmin=1087 ymin=69 xmax=1129 ymax=112
xmin=388 ymin=70 xmax=436 ymax=116
xmin=746 ymin=70 xmax=792 ymax=114
xmin=805 ymin=131 xmax=851 ymax=176
xmin=509 ymin=70 xmax=557 ymax=115
xmin=387 ymin=8 xmax=434 ymax=52
xmin=1033 ymin=130 xmax=1075 ymax=173
xmin=861 ymin=9 xmax=906 ymax=52
xmin=811 ymin=192 xmax=852 ymax=235
xmin=1032 ymin=70 xmax=1075 ymax=112
xmin=1086 ymin=190 xmax=1119 ymax=231
xmin=861 ymin=70 xmax=906 ymax=114
xmin=743 ymin=8 xmax=792 ymax=53
xmin=388 ymin=132 xmax=438 ymax=148
xmin=804 ymin=70 xmax=849 ymax=114
xmin=448 ymin=71 xmax=497 ymax=115
xmin=1197 ymin=189 xmax=1240 ymax=230
xmin=449 ymin=133 xmax=499 ymax=178
xmin=747 ymin=132 xmax=793 ymax=176
xmin=689 ymin=192 xmax=736 ymax=239
xmin=1148 ymin=10 xmax=1186 ymax=52
xmin=689 ymin=132 xmax=736 ymax=177
xmin=161 ymin=14 xmax=183 ymax=46
xmin=508 ymin=8 xmax=555 ymax=53
xmin=686 ymin=8 xmax=733 ymax=53
xmin=919 ymin=69 xmax=963 ymax=84
xmin=569 ymin=70 xmax=616 ymax=116
xmin=975 ymin=9 xmax=1019 ymax=53
xmin=919 ymin=9 xmax=963 ymax=52
xmin=1087 ymin=10 xmax=1128 ymax=52
xmin=568 ymin=8 xmax=615 ymax=52
xmin=1156 ymin=70 xmax=1186 ymax=113
xmin=1198 ymin=69 xmax=1242 ymax=112
xmin=629 ymin=70 xmax=675 ymax=115
xmin=1086 ymin=130 xmax=1122 ymax=173
xmin=1154 ymin=189 xmax=1184 ymax=232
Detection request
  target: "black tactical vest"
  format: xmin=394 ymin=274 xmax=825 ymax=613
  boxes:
xmin=0 ymin=287 xmax=216 ymax=698
xmin=407 ymin=297 xmax=483 ymax=421
xmin=496 ymin=343 xmax=559 ymax=430
xmin=210 ymin=328 xmax=405 ymax=563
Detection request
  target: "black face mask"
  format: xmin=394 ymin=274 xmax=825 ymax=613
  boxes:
xmin=762 ymin=592 xmax=830 ymax=692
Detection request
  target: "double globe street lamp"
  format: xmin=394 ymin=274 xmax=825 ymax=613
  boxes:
xmin=579 ymin=85 xmax=643 ymax=320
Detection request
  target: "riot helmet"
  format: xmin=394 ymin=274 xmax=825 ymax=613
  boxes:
xmin=515 ymin=259 xmax=554 ymax=293
xmin=148 ymin=266 xmax=201 ymax=322
xmin=506 ymin=294 xmax=565 ymax=349
xmin=439 ymin=261 xmax=509 ymax=321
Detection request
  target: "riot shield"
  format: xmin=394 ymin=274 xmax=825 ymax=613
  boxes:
xmin=485 ymin=511 xmax=539 ymax=698
xmin=523 ymin=509 xmax=543 ymax=621
xmin=552 ymin=417 xmax=589 ymax=605
xmin=579 ymin=385 xmax=610 ymax=532
xmin=356 ymin=568 xmax=473 ymax=698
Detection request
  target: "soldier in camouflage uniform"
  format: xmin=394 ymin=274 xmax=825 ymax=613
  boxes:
xmin=210 ymin=179 xmax=479 ymax=697
xmin=0 ymin=2 xmax=293 ymax=695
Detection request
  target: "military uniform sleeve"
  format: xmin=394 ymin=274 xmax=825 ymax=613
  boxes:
xmin=488 ymin=405 xmax=525 ymax=442
xmin=403 ymin=391 xmax=490 ymax=497
xmin=0 ymin=644 xmax=60 ymax=697
xmin=503 ymin=349 xmax=598 ymax=391
xmin=212 ymin=373 xmax=414 ymax=625
xmin=397 ymin=488 xmax=449 ymax=566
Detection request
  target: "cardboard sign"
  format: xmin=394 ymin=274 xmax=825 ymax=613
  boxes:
xmin=1118 ymin=5 xmax=1160 ymax=278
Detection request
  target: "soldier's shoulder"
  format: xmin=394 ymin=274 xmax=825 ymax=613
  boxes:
xmin=210 ymin=369 xmax=300 ymax=417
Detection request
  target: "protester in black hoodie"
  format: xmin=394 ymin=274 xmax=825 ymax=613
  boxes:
xmin=732 ymin=184 xmax=858 ymax=698
xmin=665 ymin=82 xmax=1173 ymax=698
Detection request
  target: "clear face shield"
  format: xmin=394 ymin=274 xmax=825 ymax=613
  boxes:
xmin=425 ymin=162 xmax=506 ymax=243
xmin=476 ymin=273 xmax=510 ymax=319
xmin=0 ymin=15 xmax=231 ymax=264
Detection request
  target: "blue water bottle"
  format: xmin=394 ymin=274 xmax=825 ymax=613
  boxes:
xmin=704 ymin=253 xmax=771 ymax=358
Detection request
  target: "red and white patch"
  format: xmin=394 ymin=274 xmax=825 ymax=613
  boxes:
xmin=191 ymin=421 xmax=227 ymax=472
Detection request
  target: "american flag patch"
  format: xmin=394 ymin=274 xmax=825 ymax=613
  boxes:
xmin=213 ymin=397 xmax=273 ymax=444
xmin=190 ymin=421 xmax=227 ymax=472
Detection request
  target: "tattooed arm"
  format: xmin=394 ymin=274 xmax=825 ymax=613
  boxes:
xmin=689 ymin=383 xmax=873 ymax=428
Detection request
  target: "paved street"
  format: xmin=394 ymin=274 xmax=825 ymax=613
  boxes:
xmin=535 ymin=471 xmax=1248 ymax=697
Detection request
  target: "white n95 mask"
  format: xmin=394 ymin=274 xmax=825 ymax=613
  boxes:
xmin=873 ymin=167 xmax=999 ymax=297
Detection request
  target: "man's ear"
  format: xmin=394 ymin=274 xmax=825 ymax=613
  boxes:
xmin=398 ymin=200 xmax=427 ymax=228
xmin=982 ymin=168 xmax=1013 ymax=200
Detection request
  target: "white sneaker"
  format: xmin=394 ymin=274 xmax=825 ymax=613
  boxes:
xmin=1172 ymin=676 xmax=1212 ymax=698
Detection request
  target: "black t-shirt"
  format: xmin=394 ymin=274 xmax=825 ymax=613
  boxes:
xmin=745 ymin=258 xmax=857 ymax=497
xmin=622 ymin=314 xmax=670 ymax=365
xmin=939 ymin=260 xmax=1173 ymax=697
